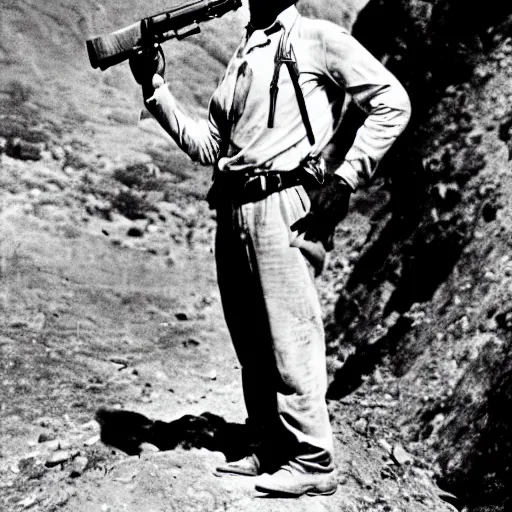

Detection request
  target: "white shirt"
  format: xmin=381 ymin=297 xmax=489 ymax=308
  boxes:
xmin=148 ymin=5 xmax=411 ymax=189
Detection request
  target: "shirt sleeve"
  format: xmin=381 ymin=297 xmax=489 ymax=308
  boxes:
xmin=322 ymin=24 xmax=412 ymax=189
xmin=145 ymin=85 xmax=222 ymax=166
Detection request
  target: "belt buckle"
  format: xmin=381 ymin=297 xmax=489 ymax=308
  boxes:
xmin=243 ymin=174 xmax=266 ymax=198
xmin=247 ymin=174 xmax=267 ymax=193
xmin=266 ymin=172 xmax=282 ymax=193
xmin=244 ymin=174 xmax=259 ymax=189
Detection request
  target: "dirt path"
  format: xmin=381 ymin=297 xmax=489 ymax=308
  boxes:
xmin=0 ymin=191 xmax=456 ymax=511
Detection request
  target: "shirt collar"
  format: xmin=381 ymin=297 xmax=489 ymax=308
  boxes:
xmin=273 ymin=4 xmax=300 ymax=32
xmin=244 ymin=5 xmax=299 ymax=53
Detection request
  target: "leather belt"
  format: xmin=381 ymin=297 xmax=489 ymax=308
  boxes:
xmin=208 ymin=169 xmax=305 ymax=207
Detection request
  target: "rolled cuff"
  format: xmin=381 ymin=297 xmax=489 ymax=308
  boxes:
xmin=334 ymin=160 xmax=360 ymax=190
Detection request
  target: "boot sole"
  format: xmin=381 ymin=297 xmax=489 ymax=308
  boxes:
xmin=216 ymin=468 xmax=259 ymax=477
xmin=255 ymin=484 xmax=338 ymax=496
xmin=306 ymin=486 xmax=337 ymax=496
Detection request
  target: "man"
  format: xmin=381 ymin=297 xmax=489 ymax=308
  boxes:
xmin=130 ymin=0 xmax=411 ymax=497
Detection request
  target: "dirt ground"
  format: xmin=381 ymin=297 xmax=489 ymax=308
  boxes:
xmin=0 ymin=153 xmax=457 ymax=512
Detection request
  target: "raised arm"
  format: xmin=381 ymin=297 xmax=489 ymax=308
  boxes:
xmin=130 ymin=48 xmax=222 ymax=166
xmin=144 ymin=82 xmax=222 ymax=165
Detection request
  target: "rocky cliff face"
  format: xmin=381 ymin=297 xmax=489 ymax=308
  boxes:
xmin=325 ymin=1 xmax=512 ymax=510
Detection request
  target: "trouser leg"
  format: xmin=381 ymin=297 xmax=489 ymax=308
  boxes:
xmin=215 ymin=204 xmax=292 ymax=470
xmin=215 ymin=186 xmax=334 ymax=473
xmin=245 ymin=186 xmax=334 ymax=473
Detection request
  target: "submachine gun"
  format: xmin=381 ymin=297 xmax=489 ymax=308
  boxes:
xmin=86 ymin=0 xmax=242 ymax=71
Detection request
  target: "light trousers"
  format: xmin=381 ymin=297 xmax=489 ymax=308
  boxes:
xmin=215 ymin=184 xmax=334 ymax=474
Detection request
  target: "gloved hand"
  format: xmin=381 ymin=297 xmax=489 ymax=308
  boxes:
xmin=291 ymin=173 xmax=352 ymax=251
xmin=129 ymin=44 xmax=166 ymax=87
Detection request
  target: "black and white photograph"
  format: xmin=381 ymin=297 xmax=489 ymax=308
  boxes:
xmin=1 ymin=0 xmax=512 ymax=510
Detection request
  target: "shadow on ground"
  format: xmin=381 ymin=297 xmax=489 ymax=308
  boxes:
xmin=95 ymin=408 xmax=251 ymax=462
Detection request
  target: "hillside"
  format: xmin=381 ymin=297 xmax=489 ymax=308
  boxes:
xmin=0 ymin=0 xmax=362 ymax=159
xmin=0 ymin=0 xmax=244 ymax=163
xmin=1 ymin=0 xmax=512 ymax=511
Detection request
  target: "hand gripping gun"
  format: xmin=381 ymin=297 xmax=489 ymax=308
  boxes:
xmin=86 ymin=0 xmax=241 ymax=71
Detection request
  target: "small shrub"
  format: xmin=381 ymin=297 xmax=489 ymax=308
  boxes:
xmin=0 ymin=117 xmax=27 ymax=139
xmin=22 ymin=128 xmax=51 ymax=144
xmin=7 ymin=80 xmax=35 ymax=105
xmin=112 ymin=189 xmax=155 ymax=220
xmin=5 ymin=138 xmax=44 ymax=161
xmin=113 ymin=162 xmax=175 ymax=192
xmin=61 ymin=223 xmax=82 ymax=239
xmin=65 ymin=149 xmax=95 ymax=171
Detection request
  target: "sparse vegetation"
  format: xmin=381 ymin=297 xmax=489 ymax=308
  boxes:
xmin=6 ymin=80 xmax=35 ymax=105
xmin=113 ymin=162 xmax=167 ymax=191
xmin=111 ymin=189 xmax=156 ymax=220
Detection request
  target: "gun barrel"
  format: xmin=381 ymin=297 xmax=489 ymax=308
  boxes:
xmin=147 ymin=0 xmax=241 ymax=36
xmin=86 ymin=0 xmax=241 ymax=71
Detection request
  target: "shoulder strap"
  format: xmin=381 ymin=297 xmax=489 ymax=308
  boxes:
xmin=268 ymin=30 xmax=315 ymax=146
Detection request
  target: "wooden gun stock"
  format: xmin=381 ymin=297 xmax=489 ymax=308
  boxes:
xmin=87 ymin=22 xmax=142 ymax=71
xmin=86 ymin=0 xmax=241 ymax=71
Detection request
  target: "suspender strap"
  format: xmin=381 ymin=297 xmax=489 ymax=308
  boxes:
xmin=268 ymin=29 xmax=315 ymax=146
xmin=284 ymin=56 xmax=316 ymax=145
